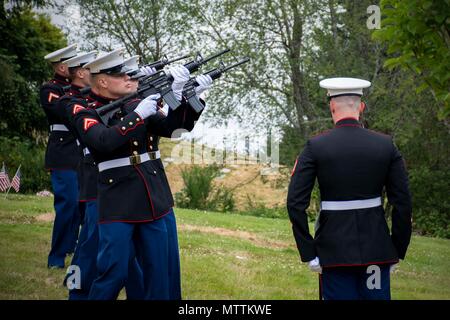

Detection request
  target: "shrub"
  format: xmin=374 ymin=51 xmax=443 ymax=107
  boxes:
xmin=409 ymin=167 xmax=450 ymax=238
xmin=240 ymin=194 xmax=288 ymax=219
xmin=175 ymin=165 xmax=236 ymax=212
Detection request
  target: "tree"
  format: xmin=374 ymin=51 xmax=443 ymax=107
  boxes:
xmin=373 ymin=0 xmax=450 ymax=119
xmin=59 ymin=0 xmax=195 ymax=63
xmin=179 ymin=0 xmax=326 ymax=134
xmin=0 ymin=3 xmax=67 ymax=139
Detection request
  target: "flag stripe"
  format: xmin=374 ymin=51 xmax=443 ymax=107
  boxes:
xmin=11 ymin=169 xmax=21 ymax=192
xmin=0 ymin=163 xmax=11 ymax=192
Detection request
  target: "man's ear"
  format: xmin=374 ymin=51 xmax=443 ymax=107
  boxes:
xmin=98 ymin=76 xmax=108 ymax=89
xmin=77 ymin=68 xmax=84 ymax=79
xmin=58 ymin=63 xmax=67 ymax=74
xmin=360 ymin=101 xmax=366 ymax=113
xmin=330 ymin=99 xmax=335 ymax=113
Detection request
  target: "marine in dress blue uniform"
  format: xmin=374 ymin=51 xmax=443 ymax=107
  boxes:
xmin=287 ymin=78 xmax=412 ymax=300
xmin=68 ymin=49 xmax=204 ymax=300
xmin=57 ymin=52 xmax=144 ymax=300
xmin=123 ymin=56 xmax=212 ymax=299
xmin=41 ymin=44 xmax=82 ymax=268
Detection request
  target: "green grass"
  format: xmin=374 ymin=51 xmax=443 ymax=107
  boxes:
xmin=0 ymin=194 xmax=449 ymax=300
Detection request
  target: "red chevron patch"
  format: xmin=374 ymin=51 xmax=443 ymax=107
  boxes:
xmin=48 ymin=92 xmax=60 ymax=102
xmin=83 ymin=118 xmax=99 ymax=131
xmin=72 ymin=104 xmax=85 ymax=115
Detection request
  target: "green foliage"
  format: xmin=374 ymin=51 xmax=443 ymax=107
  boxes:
xmin=240 ymin=194 xmax=288 ymax=219
xmin=373 ymin=0 xmax=450 ymax=118
xmin=409 ymin=167 xmax=450 ymax=238
xmin=208 ymin=187 xmax=236 ymax=212
xmin=175 ymin=165 xmax=236 ymax=212
xmin=0 ymin=136 xmax=51 ymax=193
xmin=0 ymin=6 xmax=67 ymax=139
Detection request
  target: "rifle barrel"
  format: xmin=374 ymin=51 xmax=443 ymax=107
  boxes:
xmin=201 ymin=48 xmax=231 ymax=64
xmin=165 ymin=54 xmax=191 ymax=65
xmin=222 ymin=58 xmax=250 ymax=73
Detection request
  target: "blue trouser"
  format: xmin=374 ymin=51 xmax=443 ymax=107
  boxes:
xmin=321 ymin=265 xmax=391 ymax=300
xmin=88 ymin=220 xmax=169 ymax=300
xmin=66 ymin=202 xmax=90 ymax=277
xmin=48 ymin=170 xmax=80 ymax=268
xmin=163 ymin=209 xmax=182 ymax=300
xmin=78 ymin=201 xmax=85 ymax=227
xmin=67 ymin=201 xmax=144 ymax=300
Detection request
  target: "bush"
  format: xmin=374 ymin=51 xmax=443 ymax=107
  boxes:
xmin=175 ymin=165 xmax=236 ymax=212
xmin=209 ymin=187 xmax=236 ymax=212
xmin=0 ymin=136 xmax=50 ymax=193
xmin=409 ymin=167 xmax=450 ymax=238
xmin=413 ymin=209 xmax=450 ymax=239
xmin=239 ymin=194 xmax=287 ymax=219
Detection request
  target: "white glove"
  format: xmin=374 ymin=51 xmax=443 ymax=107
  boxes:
xmin=140 ymin=66 xmax=157 ymax=76
xmin=307 ymin=257 xmax=322 ymax=273
xmin=134 ymin=94 xmax=160 ymax=120
xmin=169 ymin=65 xmax=190 ymax=101
xmin=390 ymin=263 xmax=398 ymax=274
xmin=195 ymin=74 xmax=213 ymax=97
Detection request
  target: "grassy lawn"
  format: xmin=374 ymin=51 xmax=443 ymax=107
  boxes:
xmin=0 ymin=194 xmax=449 ymax=300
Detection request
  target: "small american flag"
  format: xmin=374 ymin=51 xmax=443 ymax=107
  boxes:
xmin=11 ymin=166 xmax=21 ymax=193
xmin=0 ymin=162 xmax=10 ymax=192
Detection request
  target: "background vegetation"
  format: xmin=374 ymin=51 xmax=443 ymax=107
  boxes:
xmin=0 ymin=0 xmax=448 ymax=238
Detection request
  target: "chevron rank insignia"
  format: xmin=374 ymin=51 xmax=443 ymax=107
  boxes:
xmin=83 ymin=118 xmax=99 ymax=132
xmin=47 ymin=92 xmax=60 ymax=102
xmin=72 ymin=104 xmax=85 ymax=115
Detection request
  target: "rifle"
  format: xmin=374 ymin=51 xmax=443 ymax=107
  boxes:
xmin=182 ymin=57 xmax=250 ymax=112
xmin=95 ymin=49 xmax=231 ymax=124
xmin=138 ymin=53 xmax=191 ymax=84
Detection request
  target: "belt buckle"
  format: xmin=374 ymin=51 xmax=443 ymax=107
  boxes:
xmin=130 ymin=154 xmax=141 ymax=165
xmin=148 ymin=151 xmax=156 ymax=160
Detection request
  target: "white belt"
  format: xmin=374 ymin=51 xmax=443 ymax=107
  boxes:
xmin=50 ymin=124 xmax=69 ymax=132
xmin=98 ymin=151 xmax=161 ymax=172
xmin=76 ymin=139 xmax=80 ymax=146
xmin=321 ymin=197 xmax=382 ymax=211
xmin=83 ymin=147 xmax=90 ymax=156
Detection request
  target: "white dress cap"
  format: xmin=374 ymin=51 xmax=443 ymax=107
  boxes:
xmin=319 ymin=77 xmax=371 ymax=97
xmin=44 ymin=43 xmax=78 ymax=63
xmin=124 ymin=55 xmax=140 ymax=70
xmin=124 ymin=55 xmax=144 ymax=79
xmin=83 ymin=48 xmax=130 ymax=74
xmin=64 ymin=51 xmax=98 ymax=68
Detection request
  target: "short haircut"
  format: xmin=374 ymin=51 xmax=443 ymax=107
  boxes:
xmin=332 ymin=95 xmax=361 ymax=110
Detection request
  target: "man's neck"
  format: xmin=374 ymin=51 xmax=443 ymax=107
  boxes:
xmin=55 ymin=70 xmax=67 ymax=78
xmin=91 ymin=87 xmax=118 ymax=100
xmin=71 ymin=79 xmax=86 ymax=88
xmin=333 ymin=114 xmax=360 ymax=124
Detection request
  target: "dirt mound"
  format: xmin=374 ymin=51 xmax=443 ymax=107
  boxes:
xmin=179 ymin=224 xmax=291 ymax=249
xmin=35 ymin=213 xmax=55 ymax=222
